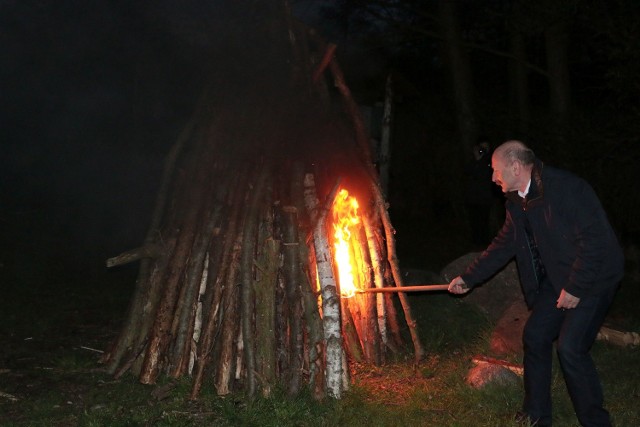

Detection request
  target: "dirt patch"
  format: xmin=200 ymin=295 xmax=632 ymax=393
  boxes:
xmin=349 ymin=357 xmax=442 ymax=407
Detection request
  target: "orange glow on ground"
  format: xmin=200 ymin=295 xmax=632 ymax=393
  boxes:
xmin=332 ymin=189 xmax=360 ymax=298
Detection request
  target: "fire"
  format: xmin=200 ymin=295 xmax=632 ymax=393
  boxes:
xmin=332 ymin=189 xmax=360 ymax=298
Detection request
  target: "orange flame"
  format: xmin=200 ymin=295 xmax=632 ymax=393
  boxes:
xmin=332 ymin=189 xmax=360 ymax=298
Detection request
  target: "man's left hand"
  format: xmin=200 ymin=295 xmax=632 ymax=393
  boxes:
xmin=557 ymin=289 xmax=580 ymax=310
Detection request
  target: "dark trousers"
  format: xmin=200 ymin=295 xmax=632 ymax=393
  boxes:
xmin=522 ymin=279 xmax=616 ymax=427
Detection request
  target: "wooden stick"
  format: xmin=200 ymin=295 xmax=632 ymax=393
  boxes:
xmin=312 ymin=43 xmax=337 ymax=83
xmin=472 ymin=354 xmax=523 ymax=376
xmin=357 ymin=284 xmax=450 ymax=293
xmin=597 ymin=326 xmax=640 ymax=347
xmin=105 ymin=244 xmax=163 ymax=267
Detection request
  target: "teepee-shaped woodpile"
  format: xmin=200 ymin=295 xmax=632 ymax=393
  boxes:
xmin=102 ymin=1 xmax=423 ymax=399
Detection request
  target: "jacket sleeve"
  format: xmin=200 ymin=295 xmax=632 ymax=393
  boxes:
xmin=461 ymin=208 xmax=517 ymax=287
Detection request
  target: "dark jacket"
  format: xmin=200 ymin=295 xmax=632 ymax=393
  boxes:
xmin=461 ymin=160 xmax=624 ymax=307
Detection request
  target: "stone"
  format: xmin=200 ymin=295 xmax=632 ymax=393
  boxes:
xmin=466 ymin=363 xmax=520 ymax=389
xmin=490 ymin=300 xmax=530 ymax=356
xmin=440 ymin=252 xmax=524 ymax=323
xmin=400 ymin=268 xmax=445 ymax=286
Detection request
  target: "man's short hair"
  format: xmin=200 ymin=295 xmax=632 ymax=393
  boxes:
xmin=501 ymin=141 xmax=535 ymax=165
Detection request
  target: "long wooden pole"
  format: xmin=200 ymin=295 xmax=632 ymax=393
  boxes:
xmin=357 ymin=284 xmax=450 ymax=293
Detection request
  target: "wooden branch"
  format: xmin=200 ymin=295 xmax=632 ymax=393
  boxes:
xmin=169 ymin=204 xmax=223 ymax=378
xmin=275 ymin=271 xmax=289 ymax=380
xmin=358 ymin=284 xmax=449 ymax=293
xmin=113 ymin=340 xmax=147 ymax=380
xmin=254 ymin=237 xmax=280 ymax=397
xmin=374 ymin=184 xmax=425 ymax=362
xmin=214 ymin=229 xmax=244 ymax=395
xmin=307 ymin=29 xmax=375 ymax=170
xmin=379 ymin=73 xmax=393 ymax=195
xmin=282 ymin=206 xmax=304 ymax=396
xmin=139 ymin=195 xmax=201 ymax=384
xmin=362 ymin=214 xmax=391 ymax=353
xmin=303 ymin=173 xmax=320 ymax=223
xmin=472 ymin=354 xmax=523 ymax=376
xmin=102 ymin=116 xmax=194 ymax=373
xmin=190 ymin=173 xmax=246 ymax=399
xmin=341 ymin=299 xmax=364 ymax=362
xmin=597 ymin=326 xmax=640 ymax=347
xmin=240 ymin=163 xmax=269 ymax=397
xmin=328 ymin=54 xmax=374 ymax=170
xmin=383 ymin=273 xmax=405 ymax=350
xmin=353 ymin=223 xmax=380 ymax=365
xmin=188 ymin=248 xmax=225 ymax=399
xmin=105 ymin=244 xmax=163 ymax=268
xmin=312 ymin=43 xmax=337 ymax=83
xmin=188 ymin=253 xmax=209 ymax=375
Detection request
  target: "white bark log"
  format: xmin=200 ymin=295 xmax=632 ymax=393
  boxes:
xmin=189 ymin=254 xmax=209 ymax=374
xmin=309 ymin=179 xmax=344 ymax=399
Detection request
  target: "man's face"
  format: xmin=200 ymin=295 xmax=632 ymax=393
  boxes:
xmin=491 ymin=154 xmax=517 ymax=193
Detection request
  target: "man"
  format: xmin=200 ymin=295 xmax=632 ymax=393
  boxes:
xmin=448 ymin=140 xmax=624 ymax=426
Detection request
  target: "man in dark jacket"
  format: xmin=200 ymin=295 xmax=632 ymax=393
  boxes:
xmin=449 ymin=140 xmax=624 ymax=427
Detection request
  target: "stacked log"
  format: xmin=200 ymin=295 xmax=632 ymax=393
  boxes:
xmin=102 ymin=6 xmax=424 ymax=400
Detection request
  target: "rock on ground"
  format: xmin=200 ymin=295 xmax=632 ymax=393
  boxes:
xmin=441 ymin=252 xmax=531 ymax=358
xmin=440 ymin=252 xmax=523 ymax=323
xmin=490 ymin=300 xmax=529 ymax=356
xmin=466 ymin=363 xmax=520 ymax=389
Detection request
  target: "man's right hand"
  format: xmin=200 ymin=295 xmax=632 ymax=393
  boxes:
xmin=448 ymin=276 xmax=470 ymax=294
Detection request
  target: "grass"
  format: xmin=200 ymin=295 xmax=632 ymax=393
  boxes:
xmin=1 ymin=216 xmax=639 ymax=426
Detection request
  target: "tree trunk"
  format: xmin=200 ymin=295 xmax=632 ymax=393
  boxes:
xmin=379 ymin=74 xmax=393 ymax=196
xmin=509 ymin=30 xmax=530 ymax=134
xmin=545 ymin=20 xmax=571 ymax=128
xmin=439 ymin=0 xmax=478 ymax=155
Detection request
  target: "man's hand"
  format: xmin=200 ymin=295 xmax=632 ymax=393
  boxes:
xmin=557 ymin=289 xmax=580 ymax=310
xmin=448 ymin=276 xmax=470 ymax=294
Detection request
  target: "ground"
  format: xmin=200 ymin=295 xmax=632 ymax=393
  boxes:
xmin=2 ymin=215 xmax=639 ymax=426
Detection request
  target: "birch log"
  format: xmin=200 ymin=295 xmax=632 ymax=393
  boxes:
xmin=292 ymin=164 xmax=324 ymax=399
xmin=311 ymin=181 xmax=343 ymax=399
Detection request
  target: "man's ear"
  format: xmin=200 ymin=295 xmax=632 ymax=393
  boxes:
xmin=512 ymin=160 xmax=521 ymax=176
